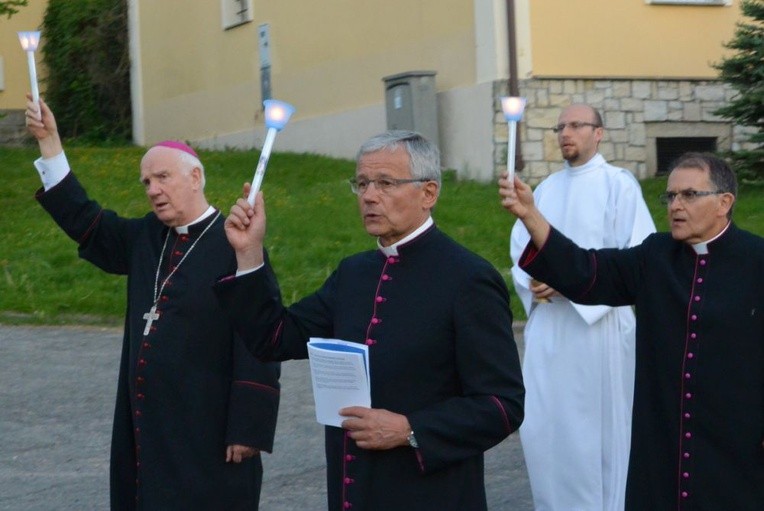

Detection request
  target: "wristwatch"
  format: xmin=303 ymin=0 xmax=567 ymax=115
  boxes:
xmin=407 ymin=430 xmax=419 ymax=449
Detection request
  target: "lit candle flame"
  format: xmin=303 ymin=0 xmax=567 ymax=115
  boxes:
xmin=263 ymin=100 xmax=295 ymax=131
xmin=270 ymin=108 xmax=284 ymax=120
xmin=18 ymin=31 xmax=40 ymax=51
xmin=501 ymin=96 xmax=526 ymax=121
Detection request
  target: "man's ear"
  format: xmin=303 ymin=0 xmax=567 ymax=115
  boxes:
xmin=191 ymin=167 xmax=203 ymax=190
xmin=718 ymin=192 xmax=735 ymax=218
xmin=422 ymin=180 xmax=440 ymax=209
xmin=594 ymin=126 xmax=604 ymax=145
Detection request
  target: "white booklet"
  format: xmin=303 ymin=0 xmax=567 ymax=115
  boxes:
xmin=307 ymin=338 xmax=371 ymax=427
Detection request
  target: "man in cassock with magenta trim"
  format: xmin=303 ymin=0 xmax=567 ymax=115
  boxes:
xmin=215 ymin=130 xmax=525 ymax=511
xmin=25 ymin=96 xmax=280 ymax=510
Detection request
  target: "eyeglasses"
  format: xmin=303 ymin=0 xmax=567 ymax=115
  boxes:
xmin=348 ymin=177 xmax=430 ymax=195
xmin=659 ymin=190 xmax=724 ymax=205
xmin=551 ymin=121 xmax=601 ymax=133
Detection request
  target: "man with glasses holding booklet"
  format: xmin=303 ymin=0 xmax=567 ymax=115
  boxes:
xmin=216 ymin=130 xmax=525 ymax=511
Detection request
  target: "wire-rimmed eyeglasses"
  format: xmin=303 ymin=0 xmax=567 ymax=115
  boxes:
xmin=348 ymin=177 xmax=430 ymax=195
xmin=551 ymin=121 xmax=601 ymax=133
xmin=659 ymin=189 xmax=725 ymax=205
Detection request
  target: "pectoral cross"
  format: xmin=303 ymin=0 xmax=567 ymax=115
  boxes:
xmin=142 ymin=305 xmax=160 ymax=336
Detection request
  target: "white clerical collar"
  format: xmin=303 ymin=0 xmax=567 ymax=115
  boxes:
xmin=691 ymin=222 xmax=731 ymax=255
xmin=378 ymin=216 xmax=434 ymax=256
xmin=175 ymin=206 xmax=216 ymax=234
xmin=564 ymin=153 xmax=604 ymax=173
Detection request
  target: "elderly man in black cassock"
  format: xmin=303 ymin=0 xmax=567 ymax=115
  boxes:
xmin=215 ymin=131 xmax=525 ymax=510
xmin=499 ymin=152 xmax=764 ymax=511
xmin=25 ymin=96 xmax=280 ymax=510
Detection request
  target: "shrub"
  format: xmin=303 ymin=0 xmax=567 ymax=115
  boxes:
xmin=40 ymin=0 xmax=131 ymax=143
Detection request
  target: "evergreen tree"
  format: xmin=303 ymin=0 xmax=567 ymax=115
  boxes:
xmin=714 ymin=0 xmax=764 ymax=182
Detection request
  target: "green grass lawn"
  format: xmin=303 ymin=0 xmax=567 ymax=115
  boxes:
xmin=1 ymin=145 xmax=762 ymax=326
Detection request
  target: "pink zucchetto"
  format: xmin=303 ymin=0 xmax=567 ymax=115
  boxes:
xmin=153 ymin=140 xmax=199 ymax=159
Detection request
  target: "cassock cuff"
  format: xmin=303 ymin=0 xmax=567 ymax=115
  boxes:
xmin=34 ymin=151 xmax=70 ymax=191
xmin=519 ymin=226 xmax=556 ymax=269
xmin=236 ymin=263 xmax=265 ymax=277
xmin=226 ymin=379 xmax=280 ymax=452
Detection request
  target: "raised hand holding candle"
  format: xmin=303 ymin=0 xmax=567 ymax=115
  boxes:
xmin=500 ymin=96 xmax=526 ymax=188
xmin=247 ymin=99 xmax=295 ymax=206
xmin=18 ymin=31 xmax=41 ymax=107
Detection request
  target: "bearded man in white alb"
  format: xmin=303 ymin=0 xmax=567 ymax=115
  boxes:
xmin=510 ymin=104 xmax=655 ymax=511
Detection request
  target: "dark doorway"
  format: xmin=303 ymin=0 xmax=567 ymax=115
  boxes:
xmin=656 ymin=137 xmax=717 ymax=175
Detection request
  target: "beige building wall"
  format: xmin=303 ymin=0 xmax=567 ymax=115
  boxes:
xmin=0 ymin=2 xmax=47 ymax=110
xmin=6 ymin=1 xmax=746 ymax=184
xmin=529 ymin=0 xmax=739 ymax=78
xmin=130 ymin=1 xmax=262 ymax=148
xmin=133 ymin=0 xmax=478 ymax=139
xmin=489 ymin=1 xmax=749 ymax=183
xmin=132 ymin=0 xmax=515 ymax=179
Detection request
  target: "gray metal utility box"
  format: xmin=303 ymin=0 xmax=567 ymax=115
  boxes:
xmin=382 ymin=70 xmax=439 ymax=149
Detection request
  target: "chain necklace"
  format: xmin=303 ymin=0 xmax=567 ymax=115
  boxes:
xmin=142 ymin=211 xmax=221 ymax=335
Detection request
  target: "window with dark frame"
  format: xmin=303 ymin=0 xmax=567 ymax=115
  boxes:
xmin=222 ymin=0 xmax=253 ymax=30
xmin=656 ymin=137 xmax=717 ymax=175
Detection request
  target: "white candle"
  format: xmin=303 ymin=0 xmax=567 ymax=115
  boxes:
xmin=247 ymin=127 xmax=278 ymax=205
xmin=18 ymin=31 xmax=41 ymax=106
xmin=26 ymin=51 xmax=39 ymax=104
xmin=500 ymin=96 xmax=527 ymax=187
xmin=247 ymin=99 xmax=295 ymax=206
xmin=507 ymin=120 xmax=517 ymax=184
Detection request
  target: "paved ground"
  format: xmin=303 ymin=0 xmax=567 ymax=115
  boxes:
xmin=0 ymin=324 xmax=532 ymax=510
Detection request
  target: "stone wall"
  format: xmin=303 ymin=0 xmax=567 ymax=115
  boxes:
xmin=493 ymin=78 xmax=753 ymax=185
xmin=0 ymin=110 xmax=29 ymax=146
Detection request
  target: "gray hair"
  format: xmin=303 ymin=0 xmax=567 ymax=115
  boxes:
xmin=671 ymin=152 xmax=737 ymax=219
xmin=356 ymin=130 xmax=441 ymax=186
xmin=177 ymin=151 xmax=206 ymax=189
